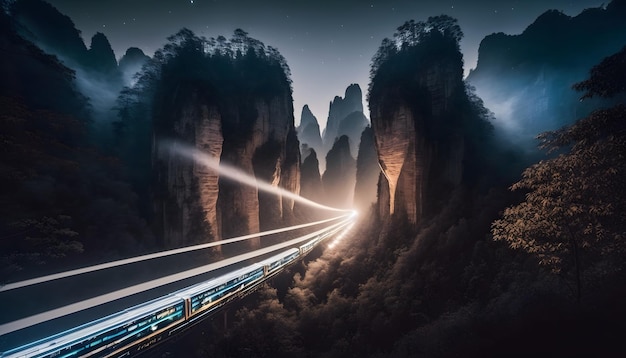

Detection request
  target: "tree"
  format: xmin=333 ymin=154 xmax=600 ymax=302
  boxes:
xmin=492 ymin=48 xmax=626 ymax=302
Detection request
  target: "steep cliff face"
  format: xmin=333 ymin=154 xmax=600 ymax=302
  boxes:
xmin=369 ymin=18 xmax=479 ymax=225
xmin=156 ymin=91 xmax=299 ymax=250
xmin=147 ymin=29 xmax=299 ymax=251
xmin=322 ymin=135 xmax=356 ymax=209
xmin=372 ymin=65 xmax=467 ymax=224
xmin=353 ymin=126 xmax=380 ymax=211
xmin=156 ymin=92 xmax=223 ymax=249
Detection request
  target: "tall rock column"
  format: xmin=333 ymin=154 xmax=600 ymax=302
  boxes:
xmin=156 ymin=92 xmax=223 ymax=250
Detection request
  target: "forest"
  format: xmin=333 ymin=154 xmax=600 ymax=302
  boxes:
xmin=0 ymin=0 xmax=625 ymax=357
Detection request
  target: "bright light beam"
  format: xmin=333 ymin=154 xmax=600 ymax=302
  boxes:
xmin=0 ymin=217 xmax=354 ymax=335
xmin=166 ymin=140 xmax=351 ymax=213
xmin=0 ymin=214 xmax=351 ymax=292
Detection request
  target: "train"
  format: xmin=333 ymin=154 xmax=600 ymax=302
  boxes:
xmin=0 ymin=231 xmax=334 ymax=358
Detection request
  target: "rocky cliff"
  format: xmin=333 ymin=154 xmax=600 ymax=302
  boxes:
xmin=151 ymin=30 xmax=299 ymax=251
xmin=369 ymin=16 xmax=489 ymax=225
xmin=156 ymin=91 xmax=299 ymax=251
xmin=119 ymin=47 xmax=150 ymax=86
xmin=156 ymin=92 xmax=223 ymax=249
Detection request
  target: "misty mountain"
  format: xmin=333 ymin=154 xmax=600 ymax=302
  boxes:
xmin=10 ymin=0 xmax=88 ymax=68
xmin=467 ymin=0 xmax=626 ymax=149
xmin=336 ymin=110 xmax=369 ymax=157
xmin=8 ymin=0 xmax=149 ymax=141
xmin=295 ymin=104 xmax=323 ymax=165
xmin=118 ymin=47 xmax=150 ymax=85
xmin=322 ymin=83 xmax=369 ymax=159
xmin=322 ymin=135 xmax=356 ymax=209
xmin=86 ymin=32 xmax=119 ymax=78
xmin=0 ymin=8 xmax=154 ymax=279
xmin=298 ymin=149 xmax=323 ymax=206
xmin=353 ymin=126 xmax=380 ymax=211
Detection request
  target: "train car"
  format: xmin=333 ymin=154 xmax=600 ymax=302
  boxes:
xmin=181 ymin=264 xmax=265 ymax=319
xmin=1 ymin=247 xmax=315 ymax=358
xmin=258 ymin=248 xmax=300 ymax=277
xmin=299 ymin=237 xmax=319 ymax=256
xmin=1 ymin=295 xmax=185 ymax=358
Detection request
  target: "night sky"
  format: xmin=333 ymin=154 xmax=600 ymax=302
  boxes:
xmin=46 ymin=0 xmax=604 ymax=131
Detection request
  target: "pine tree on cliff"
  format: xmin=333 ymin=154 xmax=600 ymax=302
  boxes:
xmin=118 ymin=28 xmax=297 ymax=248
xmin=368 ymin=15 xmax=494 ymax=223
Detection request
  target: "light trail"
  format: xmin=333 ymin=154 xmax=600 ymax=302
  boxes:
xmin=166 ymin=140 xmax=352 ymax=213
xmin=0 ymin=217 xmax=354 ymax=335
xmin=0 ymin=214 xmax=350 ymax=292
xmin=328 ymin=221 xmax=356 ymax=249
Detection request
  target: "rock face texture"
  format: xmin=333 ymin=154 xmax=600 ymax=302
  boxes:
xmin=156 ymin=93 xmax=223 ymax=249
xmin=155 ymin=90 xmax=300 ymax=250
xmin=353 ymin=126 xmax=380 ymax=211
xmin=322 ymin=135 xmax=356 ymax=209
xmin=370 ymin=37 xmax=469 ymax=225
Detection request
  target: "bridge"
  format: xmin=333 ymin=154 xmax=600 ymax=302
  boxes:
xmin=0 ymin=142 xmax=359 ymax=358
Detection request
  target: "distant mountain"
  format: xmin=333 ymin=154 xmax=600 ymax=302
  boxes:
xmin=0 ymin=8 xmax=153 ymax=276
xmin=9 ymin=0 xmax=129 ymax=132
xmin=353 ymin=126 xmax=380 ymax=211
xmin=336 ymin=110 xmax=369 ymax=157
xmin=467 ymin=0 xmax=626 ymax=148
xmin=322 ymin=84 xmax=366 ymax=155
xmin=10 ymin=0 xmax=88 ymax=68
xmin=299 ymin=149 xmax=323 ymax=203
xmin=119 ymin=47 xmax=150 ymax=85
xmin=87 ymin=32 xmax=119 ymax=77
xmin=322 ymin=135 xmax=356 ymax=209
xmin=296 ymin=104 xmax=323 ymax=163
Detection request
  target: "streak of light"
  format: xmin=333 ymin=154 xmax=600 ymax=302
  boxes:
xmin=166 ymin=140 xmax=351 ymax=213
xmin=0 ymin=214 xmax=350 ymax=292
xmin=0 ymin=217 xmax=355 ymax=335
xmin=328 ymin=221 xmax=356 ymax=249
